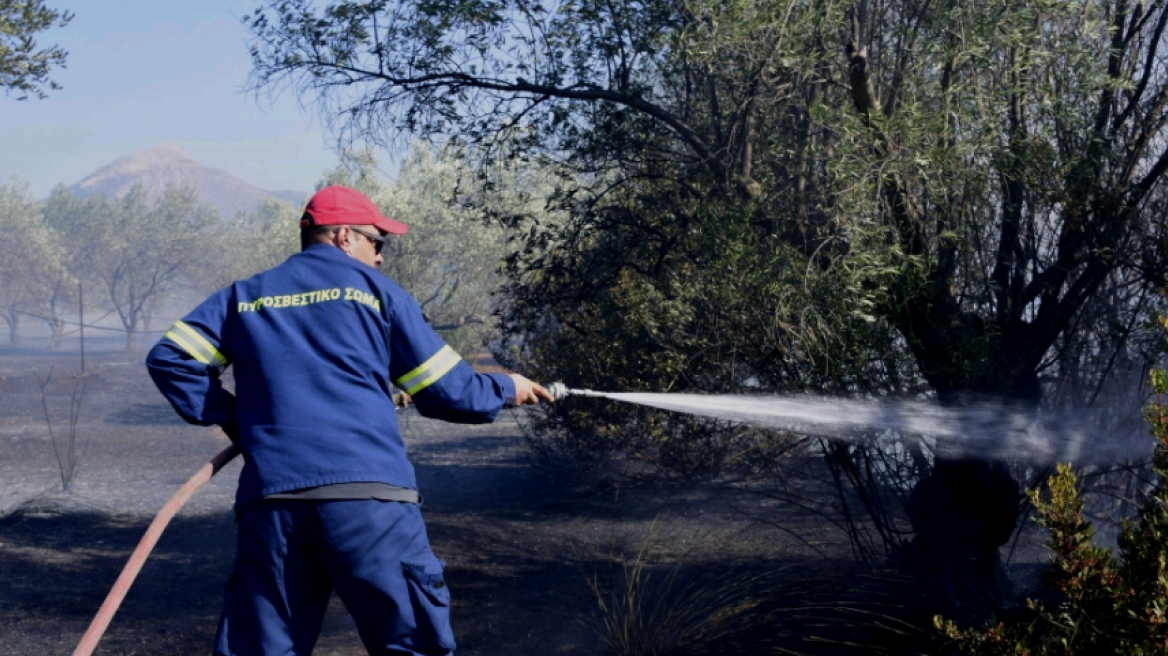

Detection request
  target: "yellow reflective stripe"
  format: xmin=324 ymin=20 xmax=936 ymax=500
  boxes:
xmin=165 ymin=329 xmax=210 ymax=365
xmin=394 ymin=345 xmax=461 ymax=395
xmin=173 ymin=321 xmax=228 ymax=366
xmin=167 ymin=321 xmax=228 ymax=367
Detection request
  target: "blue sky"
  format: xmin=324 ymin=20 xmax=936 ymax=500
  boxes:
xmin=0 ymin=0 xmax=373 ymax=198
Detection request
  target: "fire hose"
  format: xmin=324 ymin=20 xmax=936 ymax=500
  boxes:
xmin=70 ymin=442 xmax=241 ymax=656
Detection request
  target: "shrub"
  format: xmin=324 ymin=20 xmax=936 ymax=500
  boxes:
xmin=936 ymin=368 xmax=1168 ymax=654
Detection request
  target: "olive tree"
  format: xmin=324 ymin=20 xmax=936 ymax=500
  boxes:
xmin=244 ymin=0 xmax=1168 ymax=607
xmin=831 ymin=0 xmax=1168 ymax=599
xmin=318 ymin=143 xmax=568 ymax=356
xmin=43 ymin=184 xmax=222 ymax=350
xmin=0 ymin=0 xmax=72 ymax=100
xmin=0 ymin=176 xmax=74 ymax=346
xmin=206 ymin=197 xmax=302 ymax=292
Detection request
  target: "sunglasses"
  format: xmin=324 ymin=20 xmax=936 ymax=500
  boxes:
xmin=349 ymin=226 xmax=386 ymax=255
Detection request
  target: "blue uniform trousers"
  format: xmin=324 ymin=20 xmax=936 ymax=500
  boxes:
xmin=214 ymin=499 xmax=456 ymax=656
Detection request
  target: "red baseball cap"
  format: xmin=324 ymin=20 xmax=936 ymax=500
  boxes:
xmin=300 ymin=185 xmax=409 ymax=235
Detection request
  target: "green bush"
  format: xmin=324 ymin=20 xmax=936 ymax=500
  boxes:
xmin=937 ymin=366 xmax=1168 ymax=654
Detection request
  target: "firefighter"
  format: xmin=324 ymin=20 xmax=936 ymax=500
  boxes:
xmin=146 ymin=185 xmax=552 ymax=656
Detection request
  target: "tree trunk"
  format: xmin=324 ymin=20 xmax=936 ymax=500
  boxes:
xmin=901 ymin=343 xmax=1033 ymax=609
xmin=905 ymin=448 xmax=1023 ymax=609
xmin=4 ymin=311 xmax=18 ymax=346
xmin=47 ymin=317 xmax=63 ymax=350
xmin=124 ymin=317 xmax=137 ymax=351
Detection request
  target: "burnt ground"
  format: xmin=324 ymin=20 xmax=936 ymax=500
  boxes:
xmin=0 ymin=341 xmax=1050 ymax=656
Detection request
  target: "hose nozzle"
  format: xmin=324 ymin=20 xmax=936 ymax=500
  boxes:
xmin=547 ymin=382 xmax=606 ymax=401
xmin=548 ymin=381 xmax=569 ymax=402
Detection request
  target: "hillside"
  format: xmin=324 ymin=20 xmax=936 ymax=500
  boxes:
xmin=68 ymin=144 xmax=307 ymax=219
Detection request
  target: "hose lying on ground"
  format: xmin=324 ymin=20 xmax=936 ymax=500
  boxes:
xmin=71 ymin=442 xmax=241 ymax=656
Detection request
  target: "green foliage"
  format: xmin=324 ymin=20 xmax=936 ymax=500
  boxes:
xmin=212 ymin=197 xmax=301 ymax=291
xmin=245 ymin=0 xmax=1168 ymax=398
xmin=0 ymin=140 xmax=559 ymax=354
xmin=0 ymin=176 xmax=73 ymax=345
xmin=0 ymin=0 xmax=72 ymax=100
xmin=43 ymin=184 xmax=222 ymax=349
xmin=248 ymin=0 xmax=1168 ymax=579
xmin=499 ymin=180 xmax=920 ymax=477
xmin=937 ymin=367 xmax=1168 ymax=654
xmin=318 ymin=143 xmax=566 ymax=356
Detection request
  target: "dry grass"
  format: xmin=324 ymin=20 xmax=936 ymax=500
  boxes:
xmin=585 ymin=519 xmax=950 ymax=656
xmin=586 ymin=520 xmax=793 ymax=656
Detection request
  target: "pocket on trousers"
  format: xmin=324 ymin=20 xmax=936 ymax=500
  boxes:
xmin=402 ymin=555 xmax=456 ymax=654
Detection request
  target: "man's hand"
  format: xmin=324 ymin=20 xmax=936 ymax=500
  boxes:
xmin=507 ymin=374 xmax=555 ymax=405
xmin=393 ymin=391 xmax=412 ymax=409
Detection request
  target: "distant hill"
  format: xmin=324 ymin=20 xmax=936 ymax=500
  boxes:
xmin=68 ymin=144 xmax=309 ymax=219
xmin=269 ymin=189 xmax=310 ymax=207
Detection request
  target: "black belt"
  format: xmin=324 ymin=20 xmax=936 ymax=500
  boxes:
xmin=248 ymin=482 xmax=422 ymax=507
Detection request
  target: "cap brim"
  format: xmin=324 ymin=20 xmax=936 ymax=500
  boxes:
xmin=373 ymin=216 xmax=409 ymax=235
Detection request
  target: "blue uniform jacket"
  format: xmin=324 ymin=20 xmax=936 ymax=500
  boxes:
xmin=146 ymin=244 xmax=516 ymax=507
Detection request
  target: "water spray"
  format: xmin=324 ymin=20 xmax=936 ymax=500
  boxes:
xmin=545 ymin=382 xmax=1150 ymax=465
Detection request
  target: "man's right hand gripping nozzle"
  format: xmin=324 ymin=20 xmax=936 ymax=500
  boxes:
xmin=507 ymin=374 xmax=556 ymax=406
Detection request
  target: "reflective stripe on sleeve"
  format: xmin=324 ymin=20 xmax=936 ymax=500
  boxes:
xmin=164 ymin=321 xmax=228 ymax=367
xmin=394 ymin=345 xmax=462 ymax=395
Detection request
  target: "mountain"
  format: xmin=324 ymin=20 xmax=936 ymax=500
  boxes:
xmin=68 ymin=144 xmax=309 ymax=219
xmin=269 ymin=189 xmax=310 ymax=207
